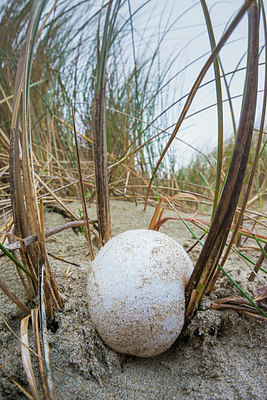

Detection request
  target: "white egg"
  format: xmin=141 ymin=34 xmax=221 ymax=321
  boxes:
xmin=87 ymin=229 xmax=193 ymax=357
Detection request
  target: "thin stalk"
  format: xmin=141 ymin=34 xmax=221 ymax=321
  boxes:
xmin=249 ymin=242 xmax=267 ymax=281
xmin=200 ymin=0 xmax=223 ymax=219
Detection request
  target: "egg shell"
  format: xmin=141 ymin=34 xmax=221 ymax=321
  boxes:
xmin=87 ymin=229 xmax=193 ymax=357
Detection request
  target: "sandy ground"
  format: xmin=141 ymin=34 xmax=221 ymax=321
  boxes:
xmin=0 ymin=200 xmax=266 ymax=399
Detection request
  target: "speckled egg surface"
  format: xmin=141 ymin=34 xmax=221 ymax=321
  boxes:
xmin=87 ymin=229 xmax=193 ymax=357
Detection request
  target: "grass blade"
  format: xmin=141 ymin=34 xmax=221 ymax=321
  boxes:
xmin=20 ymin=314 xmax=41 ymax=400
xmin=200 ymin=0 xmax=223 ymax=218
xmin=185 ymin=1 xmax=260 ymax=320
xmin=206 ymin=0 xmax=267 ymax=292
xmin=0 ymin=242 xmax=33 ymax=278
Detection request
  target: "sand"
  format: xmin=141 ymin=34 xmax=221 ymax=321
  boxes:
xmin=0 ymin=200 xmax=266 ymax=399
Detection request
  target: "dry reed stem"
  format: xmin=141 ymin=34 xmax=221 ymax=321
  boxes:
xmin=72 ymin=105 xmax=95 ymax=259
xmin=92 ymin=88 xmax=111 ymax=244
xmin=212 ymin=292 xmax=267 ymax=320
xmin=40 ymin=199 xmax=63 ymax=312
xmin=0 ymin=219 xmax=97 ymax=257
xmin=249 ymin=242 xmax=267 ymax=281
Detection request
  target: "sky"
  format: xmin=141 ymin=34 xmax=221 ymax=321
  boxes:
xmin=115 ymin=0 xmax=265 ymax=169
xmin=37 ymin=0 xmax=265 ymax=171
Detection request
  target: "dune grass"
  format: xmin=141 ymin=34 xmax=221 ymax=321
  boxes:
xmin=0 ymin=0 xmax=266 ymax=398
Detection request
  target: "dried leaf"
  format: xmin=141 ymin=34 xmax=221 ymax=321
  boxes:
xmin=20 ymin=314 xmax=41 ymax=400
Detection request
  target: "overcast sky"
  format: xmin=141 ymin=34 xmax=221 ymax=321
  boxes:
xmin=39 ymin=0 xmax=265 ymax=169
xmin=117 ymin=0 xmax=265 ymax=168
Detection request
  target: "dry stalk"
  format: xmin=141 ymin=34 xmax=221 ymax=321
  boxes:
xmin=92 ymin=86 xmax=111 ymax=244
xmin=249 ymin=242 xmax=267 ymax=282
xmin=72 ymin=104 xmax=95 ymax=260
xmin=0 ymin=219 xmax=96 ymax=256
